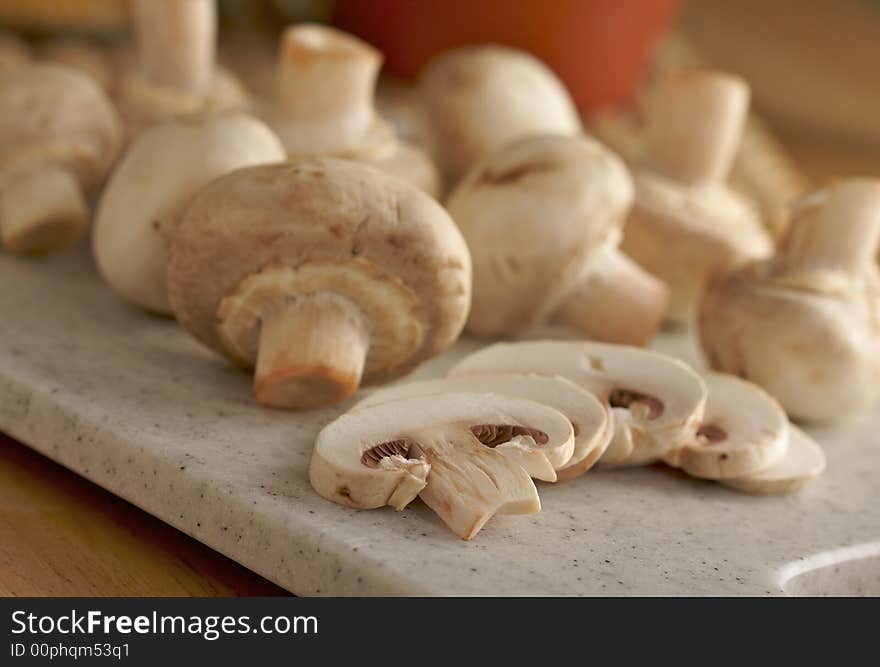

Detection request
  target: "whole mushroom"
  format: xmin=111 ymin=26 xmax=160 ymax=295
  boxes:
xmin=120 ymin=0 xmax=247 ymax=138
xmin=620 ymin=68 xmax=773 ymax=324
xmin=446 ymin=134 xmax=668 ymax=346
xmin=166 ymin=159 xmax=471 ymax=409
xmin=700 ymin=179 xmax=880 ymax=422
xmin=417 ymin=45 xmax=582 ymax=184
xmin=0 ymin=31 xmax=30 ymax=71
xmin=0 ymin=63 xmax=121 ymax=255
xmin=268 ymin=23 xmax=440 ymax=197
xmin=310 ymin=392 xmax=574 ymax=540
xmin=93 ymin=113 xmax=286 ymax=314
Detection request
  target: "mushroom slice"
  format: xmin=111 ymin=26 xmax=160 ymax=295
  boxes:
xmin=310 ymin=392 xmax=574 ymax=540
xmin=354 ymin=373 xmax=607 ymax=481
xmin=449 ymin=340 xmax=706 ymax=466
xmin=721 ymin=426 xmax=826 ymax=495
xmin=665 ymin=373 xmax=789 ymax=480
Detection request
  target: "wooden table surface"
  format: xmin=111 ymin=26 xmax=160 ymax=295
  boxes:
xmin=2 ymin=7 xmax=878 ymax=596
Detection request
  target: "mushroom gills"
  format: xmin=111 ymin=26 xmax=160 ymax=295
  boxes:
xmin=721 ymin=425 xmax=826 ymax=494
xmin=664 ymin=372 xmax=789 ymax=479
xmin=217 ymin=260 xmax=424 ymax=409
xmin=309 ymin=392 xmax=574 ymax=539
xmin=355 ymin=373 xmax=607 ymax=480
xmin=449 ymin=340 xmax=707 ymax=467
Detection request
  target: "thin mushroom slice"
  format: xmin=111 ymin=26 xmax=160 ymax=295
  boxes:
xmin=449 ymin=341 xmax=706 ymax=466
xmin=665 ymin=373 xmax=789 ymax=479
xmin=721 ymin=426 xmax=826 ymax=495
xmin=310 ymin=392 xmax=574 ymax=540
xmin=354 ymin=373 xmax=608 ymax=481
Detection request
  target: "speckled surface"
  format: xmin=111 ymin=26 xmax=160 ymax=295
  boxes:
xmin=1 ymin=245 xmax=878 ymax=595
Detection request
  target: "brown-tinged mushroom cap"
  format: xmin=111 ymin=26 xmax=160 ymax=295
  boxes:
xmin=446 ymin=133 xmax=666 ymax=343
xmin=167 ymin=158 xmax=471 ymax=409
xmin=0 ymin=63 xmax=121 ymax=254
xmin=310 ymin=392 xmax=574 ymax=540
xmin=417 ymin=45 xmax=582 ymax=183
xmin=620 ymin=68 xmax=773 ymax=324
xmin=93 ymin=113 xmax=286 ymax=314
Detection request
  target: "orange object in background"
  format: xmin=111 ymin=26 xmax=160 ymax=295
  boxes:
xmin=332 ymin=0 xmax=680 ymax=111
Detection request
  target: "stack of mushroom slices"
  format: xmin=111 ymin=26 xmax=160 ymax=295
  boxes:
xmin=310 ymin=341 xmax=826 ymax=540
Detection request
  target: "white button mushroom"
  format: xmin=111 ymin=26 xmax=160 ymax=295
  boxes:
xmin=310 ymin=392 xmax=574 ymax=540
xmin=620 ymin=68 xmax=773 ymax=324
xmin=0 ymin=63 xmax=121 ymax=255
xmin=354 ymin=373 xmax=611 ymax=482
xmin=92 ymin=113 xmax=286 ymax=314
xmin=120 ymin=0 xmax=248 ymax=138
xmin=449 ymin=340 xmax=707 ymax=467
xmin=39 ymin=39 xmax=117 ymax=93
xmin=446 ymin=134 xmax=669 ymax=346
xmin=268 ymin=24 xmax=440 ymax=197
xmin=417 ymin=45 xmax=582 ymax=184
xmin=699 ymin=179 xmax=880 ymax=422
xmin=664 ymin=373 xmax=790 ymax=480
xmin=166 ymin=158 xmax=472 ymax=410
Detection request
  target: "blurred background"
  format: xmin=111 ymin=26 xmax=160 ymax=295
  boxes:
xmin=0 ymin=0 xmax=876 ymax=183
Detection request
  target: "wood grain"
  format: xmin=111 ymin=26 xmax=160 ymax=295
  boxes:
xmin=0 ymin=432 xmax=287 ymax=597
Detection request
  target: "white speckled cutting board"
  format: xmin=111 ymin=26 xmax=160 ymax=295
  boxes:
xmin=1 ymin=245 xmax=878 ymax=596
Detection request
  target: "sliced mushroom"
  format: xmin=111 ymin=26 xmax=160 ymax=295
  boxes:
xmin=310 ymin=392 xmax=574 ymax=540
xmin=447 ymin=134 xmax=668 ymax=346
xmin=93 ymin=114 xmax=286 ymax=314
xmin=0 ymin=64 xmax=121 ymax=255
xmin=700 ymin=179 xmax=880 ymax=421
xmin=269 ymin=24 xmax=439 ymax=197
xmin=120 ymin=0 xmax=248 ymax=139
xmin=354 ymin=373 xmax=610 ymax=481
xmin=417 ymin=45 xmax=582 ymax=184
xmin=166 ymin=159 xmax=471 ymax=409
xmin=620 ymin=68 xmax=773 ymax=324
xmin=449 ymin=340 xmax=706 ymax=466
xmin=721 ymin=426 xmax=826 ymax=495
xmin=664 ymin=373 xmax=789 ymax=479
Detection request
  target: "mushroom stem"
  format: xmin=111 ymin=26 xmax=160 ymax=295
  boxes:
xmin=275 ymin=24 xmax=382 ymax=154
xmin=409 ymin=423 xmax=541 ymax=540
xmin=779 ymin=180 xmax=880 ymax=278
xmin=646 ymin=69 xmax=749 ymax=186
xmin=253 ymin=292 xmax=370 ymax=409
xmin=0 ymin=167 xmax=88 ymax=255
xmin=552 ymin=247 xmax=669 ymax=346
xmin=131 ymin=0 xmax=215 ymax=94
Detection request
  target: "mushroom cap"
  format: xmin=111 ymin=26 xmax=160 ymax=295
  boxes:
xmin=721 ymin=425 xmax=826 ymax=494
xmin=310 ymin=391 xmax=573 ymax=513
xmin=446 ymin=134 xmax=634 ymax=337
xmin=665 ymin=372 xmax=789 ymax=479
xmin=167 ymin=158 xmax=471 ymax=383
xmin=417 ymin=45 xmax=582 ymax=181
xmin=93 ymin=113 xmax=286 ymax=314
xmin=699 ymin=260 xmax=880 ymax=421
xmin=363 ymin=141 xmax=442 ymax=199
xmin=0 ymin=63 xmax=121 ymax=193
xmin=354 ymin=373 xmax=609 ymax=479
xmin=449 ymin=340 xmax=707 ymax=458
xmin=622 ymin=172 xmax=772 ymax=322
